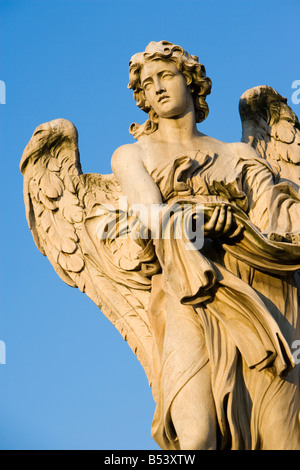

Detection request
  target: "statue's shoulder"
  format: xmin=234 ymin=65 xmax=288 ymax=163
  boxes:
xmin=111 ymin=141 xmax=145 ymax=170
xmin=227 ymin=141 xmax=259 ymax=160
xmin=112 ymin=141 xmax=143 ymax=159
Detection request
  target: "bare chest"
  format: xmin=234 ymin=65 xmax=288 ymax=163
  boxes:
xmin=141 ymin=137 xmax=229 ymax=175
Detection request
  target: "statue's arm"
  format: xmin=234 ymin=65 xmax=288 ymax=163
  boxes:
xmin=111 ymin=144 xmax=163 ymax=234
xmin=112 ymin=144 xmax=238 ymax=238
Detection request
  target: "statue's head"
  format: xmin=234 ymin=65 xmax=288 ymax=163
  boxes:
xmin=128 ymin=40 xmax=212 ymax=139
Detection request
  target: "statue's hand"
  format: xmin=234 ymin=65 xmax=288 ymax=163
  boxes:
xmin=204 ymin=204 xmax=243 ymax=239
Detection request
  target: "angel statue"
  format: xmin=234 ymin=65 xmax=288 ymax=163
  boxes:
xmin=20 ymin=40 xmax=300 ymax=450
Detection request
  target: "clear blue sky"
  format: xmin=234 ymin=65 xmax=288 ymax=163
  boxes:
xmin=0 ymin=0 xmax=299 ymax=450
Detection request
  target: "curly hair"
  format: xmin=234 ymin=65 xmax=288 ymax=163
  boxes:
xmin=128 ymin=40 xmax=212 ymax=139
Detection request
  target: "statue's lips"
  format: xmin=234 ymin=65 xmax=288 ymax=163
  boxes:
xmin=158 ymin=95 xmax=170 ymax=103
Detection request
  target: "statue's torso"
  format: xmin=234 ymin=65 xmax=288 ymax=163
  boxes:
xmin=139 ymin=133 xmax=238 ymax=176
xmin=137 ymin=134 xmax=250 ymax=211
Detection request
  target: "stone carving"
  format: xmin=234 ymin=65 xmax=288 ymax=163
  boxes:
xmin=20 ymin=41 xmax=300 ymax=450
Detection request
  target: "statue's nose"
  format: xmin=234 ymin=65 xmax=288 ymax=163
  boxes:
xmin=153 ymin=77 xmax=166 ymax=95
xmin=156 ymin=86 xmax=166 ymax=95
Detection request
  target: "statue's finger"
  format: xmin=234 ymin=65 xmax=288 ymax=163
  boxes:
xmin=214 ymin=205 xmax=227 ymax=232
xmin=223 ymin=207 xmax=233 ymax=233
xmin=204 ymin=206 xmax=220 ymax=232
xmin=227 ymin=223 xmax=244 ymax=239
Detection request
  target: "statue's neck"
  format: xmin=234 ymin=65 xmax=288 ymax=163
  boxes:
xmin=156 ymin=108 xmax=199 ymax=144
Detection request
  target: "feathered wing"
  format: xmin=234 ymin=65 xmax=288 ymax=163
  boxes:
xmin=20 ymin=118 xmax=159 ymax=385
xmin=239 ymin=85 xmax=300 ymax=188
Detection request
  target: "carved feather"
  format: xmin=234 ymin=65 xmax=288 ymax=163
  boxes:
xmin=20 ymin=118 xmax=154 ymax=385
xmin=239 ymin=85 xmax=300 ymax=188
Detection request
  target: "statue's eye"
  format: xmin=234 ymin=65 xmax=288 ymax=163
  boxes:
xmin=143 ymin=81 xmax=152 ymax=91
xmin=162 ymin=72 xmax=174 ymax=79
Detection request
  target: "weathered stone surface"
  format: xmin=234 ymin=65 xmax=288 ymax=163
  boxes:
xmin=21 ymin=41 xmax=300 ymax=450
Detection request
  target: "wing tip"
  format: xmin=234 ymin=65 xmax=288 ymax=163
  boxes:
xmin=20 ymin=118 xmax=78 ymax=174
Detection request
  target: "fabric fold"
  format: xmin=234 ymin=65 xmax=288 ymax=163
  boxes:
xmin=154 ymin=206 xmax=295 ymax=377
xmin=147 ymin=152 xmax=300 ymax=450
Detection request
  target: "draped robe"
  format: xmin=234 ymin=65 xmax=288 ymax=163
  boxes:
xmin=145 ymin=150 xmax=300 ymax=450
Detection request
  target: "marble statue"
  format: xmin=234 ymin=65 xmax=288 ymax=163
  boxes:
xmin=20 ymin=41 xmax=300 ymax=450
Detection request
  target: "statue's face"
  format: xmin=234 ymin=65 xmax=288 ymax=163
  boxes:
xmin=140 ymin=60 xmax=192 ymax=119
